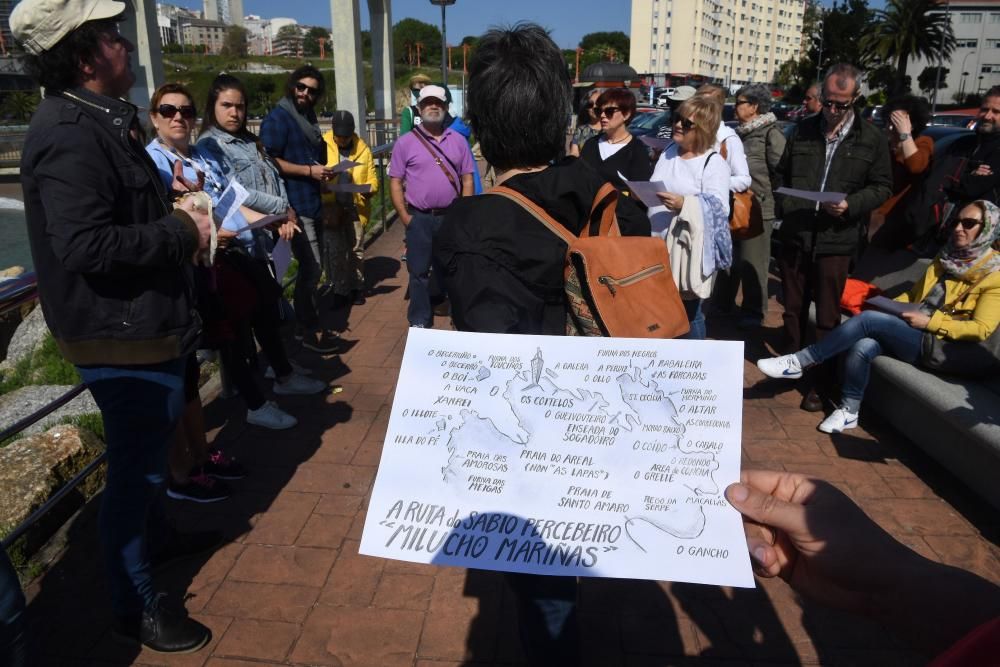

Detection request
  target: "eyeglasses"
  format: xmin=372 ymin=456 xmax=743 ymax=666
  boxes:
xmin=295 ymin=82 xmax=320 ymax=96
xmin=952 ymin=217 xmax=983 ymax=230
xmin=821 ymin=99 xmax=853 ymax=111
xmin=596 ymin=107 xmax=620 ymax=118
xmin=584 ymin=102 xmax=595 ymax=109
xmin=673 ymin=117 xmax=696 ymax=131
xmin=735 ymin=99 xmax=751 ymax=106
xmin=157 ymin=104 xmax=196 ymax=120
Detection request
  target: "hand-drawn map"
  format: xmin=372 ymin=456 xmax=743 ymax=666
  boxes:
xmin=360 ymin=329 xmax=754 ymax=587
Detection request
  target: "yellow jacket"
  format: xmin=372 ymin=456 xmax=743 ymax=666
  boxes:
xmin=322 ymin=131 xmax=379 ymax=230
xmin=896 ymin=252 xmax=1000 ymax=341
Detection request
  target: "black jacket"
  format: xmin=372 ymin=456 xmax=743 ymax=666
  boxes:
xmin=946 ymin=131 xmax=1000 ymax=204
xmin=20 ymin=88 xmax=201 ymax=366
xmin=434 ymin=158 xmax=650 ymax=335
xmin=776 ymin=113 xmax=892 ymax=256
xmin=579 ymin=134 xmax=654 ymax=190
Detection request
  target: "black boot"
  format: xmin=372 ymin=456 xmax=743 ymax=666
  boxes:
xmin=114 ymin=593 xmax=211 ymax=653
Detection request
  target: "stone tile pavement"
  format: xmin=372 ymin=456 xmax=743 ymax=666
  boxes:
xmin=22 ymin=220 xmax=1000 ymax=666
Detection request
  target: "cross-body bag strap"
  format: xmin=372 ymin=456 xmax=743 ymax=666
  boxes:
xmin=488 ymin=186 xmax=578 ymax=248
xmin=700 ymin=151 xmax=719 ymax=193
xmin=412 ymin=127 xmax=462 ymax=197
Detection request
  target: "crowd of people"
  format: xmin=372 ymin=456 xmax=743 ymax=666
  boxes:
xmin=2 ymin=0 xmax=1000 ymax=662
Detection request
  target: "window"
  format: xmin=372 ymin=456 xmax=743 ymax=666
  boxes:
xmin=956 ymin=39 xmax=978 ymax=48
xmin=959 ymin=12 xmax=982 ymax=23
xmin=982 ymin=64 xmax=999 ymax=73
xmin=988 ymin=39 xmax=1000 ymax=49
xmin=991 ymin=13 xmax=1000 ymax=22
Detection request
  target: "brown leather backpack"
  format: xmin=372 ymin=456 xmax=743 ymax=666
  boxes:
xmin=489 ymin=184 xmax=689 ymax=339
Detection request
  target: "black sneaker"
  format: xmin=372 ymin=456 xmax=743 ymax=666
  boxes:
xmin=351 ymin=290 xmax=366 ymax=306
xmin=113 ymin=593 xmax=211 ymax=654
xmin=201 ymin=450 xmax=247 ymax=480
xmin=166 ymin=474 xmax=231 ymax=503
xmin=150 ymin=529 xmax=224 ymax=571
xmin=301 ymin=331 xmax=342 ymax=354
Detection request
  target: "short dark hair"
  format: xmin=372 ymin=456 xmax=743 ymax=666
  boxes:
xmin=883 ymin=94 xmax=930 ymax=137
xmin=466 ymin=23 xmax=570 ymax=171
xmin=286 ymin=65 xmax=325 ymax=99
xmin=596 ymin=88 xmax=637 ymax=123
xmin=985 ymin=86 xmax=1000 ymax=101
xmin=735 ymin=84 xmax=773 ymax=113
xmin=823 ymin=63 xmax=862 ymax=96
xmin=21 ymin=18 xmax=117 ymax=92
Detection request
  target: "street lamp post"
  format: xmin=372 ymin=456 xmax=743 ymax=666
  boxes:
xmin=958 ymin=51 xmax=975 ymax=102
xmin=430 ymin=0 xmax=456 ymax=86
xmin=931 ymin=0 xmax=951 ymax=116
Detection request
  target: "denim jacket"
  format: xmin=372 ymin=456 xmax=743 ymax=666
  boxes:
xmin=196 ymin=126 xmax=289 ymax=215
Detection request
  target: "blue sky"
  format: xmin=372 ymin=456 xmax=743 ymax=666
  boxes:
xmin=244 ymin=0 xmax=633 ymax=49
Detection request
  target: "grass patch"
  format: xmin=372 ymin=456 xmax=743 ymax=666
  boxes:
xmin=0 ymin=334 xmax=80 ymax=396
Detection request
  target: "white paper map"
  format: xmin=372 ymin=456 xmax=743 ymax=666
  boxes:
xmin=360 ymin=329 xmax=754 ymax=588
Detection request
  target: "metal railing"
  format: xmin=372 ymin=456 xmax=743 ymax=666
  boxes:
xmin=0 ymin=130 xmax=400 ymax=553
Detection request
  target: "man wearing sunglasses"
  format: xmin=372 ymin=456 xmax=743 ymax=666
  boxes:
xmin=262 ymin=66 xmax=341 ymax=353
xmin=12 ymin=0 xmax=216 ymax=654
xmin=771 ymin=63 xmax=891 ymax=413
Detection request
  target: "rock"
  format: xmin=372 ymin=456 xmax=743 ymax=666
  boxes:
xmin=0 ymin=304 xmax=48 ymax=372
xmin=0 ymin=385 xmax=99 ymax=437
xmin=0 ymin=424 xmax=104 ymax=534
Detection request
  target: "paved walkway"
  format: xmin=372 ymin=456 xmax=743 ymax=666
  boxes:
xmin=25 ymin=219 xmax=1000 ymax=666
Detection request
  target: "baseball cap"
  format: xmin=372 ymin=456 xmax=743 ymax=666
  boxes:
xmin=10 ymin=0 xmax=126 ymax=55
xmin=668 ymin=86 xmax=697 ymax=102
xmin=418 ymin=85 xmax=448 ymax=105
xmin=332 ymin=110 xmax=355 ymax=137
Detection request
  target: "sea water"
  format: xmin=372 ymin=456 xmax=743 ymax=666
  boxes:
xmin=0 ymin=197 xmax=30 ymax=272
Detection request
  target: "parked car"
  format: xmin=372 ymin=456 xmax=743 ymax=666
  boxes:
xmin=629 ymin=109 xmax=670 ymax=137
xmin=655 ymin=88 xmax=677 ymax=107
xmin=929 ymin=108 xmax=979 ymax=129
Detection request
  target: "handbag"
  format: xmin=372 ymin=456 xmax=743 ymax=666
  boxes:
xmin=488 ymin=184 xmax=689 ymax=339
xmin=718 ymin=139 xmax=764 ymax=240
xmin=918 ymin=274 xmax=1000 ymax=377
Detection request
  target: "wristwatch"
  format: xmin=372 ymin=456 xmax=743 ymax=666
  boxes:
xmin=897 ymin=132 xmax=911 ymax=141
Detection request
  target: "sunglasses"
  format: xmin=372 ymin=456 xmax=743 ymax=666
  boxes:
xmin=157 ymin=103 xmax=196 ymax=120
xmin=952 ymin=217 xmax=983 ymax=230
xmin=295 ymin=82 xmax=320 ymax=96
xmin=673 ymin=117 xmax=696 ymax=131
xmin=821 ymin=99 xmax=852 ymax=111
xmin=735 ymin=99 xmax=751 ymax=106
xmin=596 ymin=106 xmax=620 ymax=118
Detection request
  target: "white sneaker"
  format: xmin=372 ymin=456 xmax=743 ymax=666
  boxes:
xmin=247 ymin=401 xmax=297 ymax=429
xmin=818 ymin=407 xmax=859 ymax=434
xmin=273 ymin=373 xmax=327 ymax=395
xmin=264 ymin=361 xmax=312 ymax=380
xmin=756 ymin=354 xmax=803 ymax=379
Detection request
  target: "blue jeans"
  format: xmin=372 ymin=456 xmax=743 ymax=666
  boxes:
xmin=504 ymin=573 xmax=580 ymax=666
xmin=291 ymin=214 xmax=322 ymax=329
xmin=405 ymin=212 xmax=445 ymax=327
xmin=800 ymin=310 xmax=923 ymax=411
xmin=0 ymin=549 xmax=27 ymax=667
xmin=683 ymin=298 xmax=706 ymax=340
xmin=77 ymin=357 xmax=187 ymax=615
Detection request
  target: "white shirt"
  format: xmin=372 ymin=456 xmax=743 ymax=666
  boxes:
xmin=716 ymin=125 xmax=752 ymax=193
xmin=647 ymin=143 xmax=731 ymax=239
xmin=597 ymin=137 xmax=629 ymax=161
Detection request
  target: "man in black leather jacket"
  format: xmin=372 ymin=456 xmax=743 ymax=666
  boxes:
xmin=12 ymin=0 xmax=213 ymax=654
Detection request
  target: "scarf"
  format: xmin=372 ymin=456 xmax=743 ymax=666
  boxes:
xmin=735 ymin=112 xmax=777 ymax=137
xmin=276 ymin=96 xmax=323 ymax=148
xmin=937 ymin=200 xmax=1000 ymax=282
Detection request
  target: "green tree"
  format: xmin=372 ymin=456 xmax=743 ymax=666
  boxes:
xmin=275 ymin=24 xmax=303 ymax=57
xmin=860 ymin=0 xmax=955 ymax=96
xmin=303 ymin=26 xmax=331 ymax=57
xmin=393 ymin=18 xmax=441 ymax=67
xmin=579 ymin=31 xmax=629 ymax=63
xmin=220 ymin=26 xmax=248 ymax=58
xmin=918 ymin=65 xmax=949 ymax=97
xmin=0 ymin=90 xmax=39 ymax=121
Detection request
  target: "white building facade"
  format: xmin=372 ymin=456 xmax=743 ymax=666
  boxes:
xmin=630 ymin=0 xmax=806 ymax=87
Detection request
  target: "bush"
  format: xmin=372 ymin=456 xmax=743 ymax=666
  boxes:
xmin=0 ymin=334 xmax=80 ymax=396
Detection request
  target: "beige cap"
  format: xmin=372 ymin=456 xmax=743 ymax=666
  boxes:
xmin=418 ymin=85 xmax=448 ymax=104
xmin=668 ymin=86 xmax=697 ymax=102
xmin=10 ymin=0 xmax=126 ymax=55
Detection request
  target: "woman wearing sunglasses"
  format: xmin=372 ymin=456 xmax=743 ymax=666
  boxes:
xmin=647 ymin=94 xmax=731 ymax=339
xmin=568 ymin=89 xmax=601 ymax=158
xmin=758 ymin=200 xmax=1000 ymax=434
xmin=578 ymin=87 xmax=652 ymax=189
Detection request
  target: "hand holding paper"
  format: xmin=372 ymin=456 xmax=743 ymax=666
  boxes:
xmin=776 ymin=187 xmax=847 ymax=205
xmin=617 ymin=171 xmax=671 ymax=208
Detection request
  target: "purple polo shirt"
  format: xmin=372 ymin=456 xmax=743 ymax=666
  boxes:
xmin=388 ymin=126 xmax=475 ymax=210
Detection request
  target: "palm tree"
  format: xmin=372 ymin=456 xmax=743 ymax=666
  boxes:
xmin=860 ymin=0 xmax=955 ymax=96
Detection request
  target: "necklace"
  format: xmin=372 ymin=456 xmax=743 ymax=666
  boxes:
xmin=606 ymin=133 xmax=631 ymax=145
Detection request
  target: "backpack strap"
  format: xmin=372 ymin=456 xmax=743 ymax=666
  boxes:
xmin=584 ymin=182 xmax=621 ymax=238
xmin=488 ymin=186 xmax=578 ymax=247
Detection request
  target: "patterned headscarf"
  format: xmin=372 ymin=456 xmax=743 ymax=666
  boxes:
xmin=938 ymin=200 xmax=1000 ymax=282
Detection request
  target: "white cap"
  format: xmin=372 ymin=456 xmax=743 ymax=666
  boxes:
xmin=10 ymin=0 xmax=126 ymax=55
xmin=668 ymin=86 xmax=697 ymax=102
xmin=417 ymin=85 xmax=448 ymax=105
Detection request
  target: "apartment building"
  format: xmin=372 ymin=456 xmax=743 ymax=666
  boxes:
xmin=905 ymin=0 xmax=1000 ymax=102
xmin=630 ymin=0 xmax=806 ymax=87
